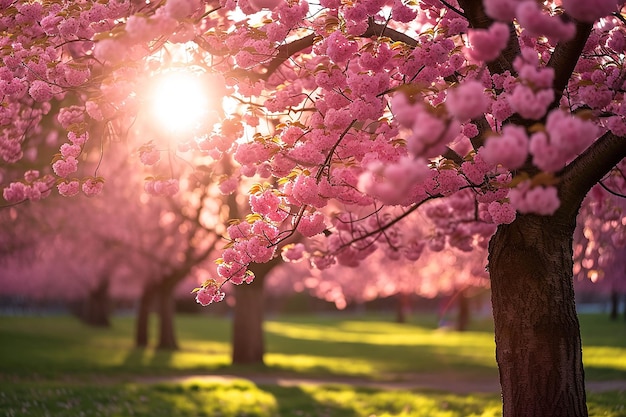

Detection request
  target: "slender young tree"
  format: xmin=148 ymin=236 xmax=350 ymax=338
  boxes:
xmin=2 ymin=1 xmax=626 ymax=415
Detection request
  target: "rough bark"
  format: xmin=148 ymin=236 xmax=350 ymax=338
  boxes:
xmin=489 ymin=215 xmax=587 ymax=417
xmin=231 ymin=263 xmax=267 ymax=365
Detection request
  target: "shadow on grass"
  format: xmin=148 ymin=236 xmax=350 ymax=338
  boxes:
xmin=262 ymin=330 xmax=498 ymax=379
xmin=121 ymin=347 xmax=150 ymax=369
xmin=584 ymin=365 xmax=626 ymax=381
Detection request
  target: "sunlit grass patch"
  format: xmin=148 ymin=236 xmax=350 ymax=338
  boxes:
xmin=587 ymin=391 xmax=626 ymax=417
xmin=2 ymin=380 xmax=624 ymax=417
xmin=582 ymin=346 xmax=626 ymax=380
xmin=0 ymin=380 xmax=278 ymax=417
xmin=264 ymin=353 xmax=378 ymax=378
xmin=300 ymin=385 xmax=504 ymax=417
xmin=264 ymin=318 xmax=498 ymax=378
xmin=578 ymin=314 xmax=626 ymax=381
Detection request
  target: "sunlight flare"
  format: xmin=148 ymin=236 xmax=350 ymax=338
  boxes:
xmin=149 ymin=70 xmax=211 ymax=134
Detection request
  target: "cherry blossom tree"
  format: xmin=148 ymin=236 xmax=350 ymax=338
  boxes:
xmin=0 ymin=188 xmax=145 ymax=326
xmin=2 ymin=0 xmax=626 ymax=415
xmin=574 ymin=183 xmax=626 ymax=320
xmin=268 ymin=209 xmax=490 ymax=326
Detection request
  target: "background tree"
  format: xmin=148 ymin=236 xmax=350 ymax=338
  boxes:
xmin=574 ymin=183 xmax=626 ymax=320
xmin=269 ymin=236 xmax=489 ymax=327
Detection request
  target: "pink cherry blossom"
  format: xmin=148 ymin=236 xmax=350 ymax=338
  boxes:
xmin=23 ymin=170 xmax=40 ymax=183
xmin=488 ymin=201 xmax=516 ymax=225
xmin=251 ymin=220 xmax=280 ymax=241
xmin=445 ymin=80 xmax=490 ymax=121
xmin=249 ymin=0 xmax=282 ymax=11
xmin=139 ymin=146 xmax=160 ymax=166
xmin=515 ymin=1 xmax=576 ymax=43
xmin=144 ymin=179 xmax=179 ymax=196
xmin=509 ymin=182 xmax=561 ymax=215
xmin=297 ymin=211 xmax=327 ymax=237
xmin=281 ymin=243 xmax=306 ymax=262
xmin=466 ymin=22 xmax=510 ymax=63
xmin=507 ymin=85 xmax=554 ymax=120
xmin=325 ymin=31 xmax=358 ymax=64
xmin=52 ymin=157 xmax=78 ymax=178
xmin=68 ymin=132 xmax=89 ymax=146
xmin=480 ymin=125 xmax=529 ymax=170
xmin=529 ymin=110 xmax=599 ymax=172
xmin=227 ymin=222 xmax=252 ymax=240
xmin=60 ymin=143 xmax=81 ymax=159
xmin=3 ymin=182 xmax=27 ymax=203
xmin=407 ymin=108 xmax=461 ymax=159
xmin=28 ymin=80 xmax=54 ymax=102
xmin=194 ymin=279 xmax=226 ymax=306
xmin=291 ymin=175 xmax=328 ymax=208
xmin=57 ymin=180 xmax=80 ymax=197
xmin=483 ymin=0 xmax=521 ymax=20
xmin=561 ymin=0 xmax=620 ymax=22
xmin=163 ymin=0 xmax=202 ymax=20
xmin=358 ymin=157 xmax=432 ymax=205
xmin=93 ymin=39 xmax=127 ymax=64
xmin=82 ymin=177 xmax=104 ymax=197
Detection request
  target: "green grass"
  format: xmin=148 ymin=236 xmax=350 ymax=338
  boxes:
xmin=579 ymin=314 xmax=626 ymax=381
xmin=0 ymin=312 xmax=624 ymax=416
xmin=0 ymin=379 xmax=506 ymax=417
xmin=0 ymin=313 xmax=502 ymax=381
xmin=0 ymin=379 xmax=623 ymax=417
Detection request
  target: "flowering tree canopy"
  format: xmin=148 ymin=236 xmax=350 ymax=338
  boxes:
xmin=2 ymin=0 xmax=626 ymax=414
xmin=4 ymin=0 xmax=625 ymax=301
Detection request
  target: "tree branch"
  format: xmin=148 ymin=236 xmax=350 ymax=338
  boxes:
xmin=362 ymin=18 xmax=418 ymax=47
xmin=438 ymin=0 xmax=466 ymax=18
xmin=559 ymin=131 xmax=626 ymax=219
xmin=262 ymin=33 xmax=317 ymax=79
xmin=546 ymin=21 xmax=593 ymax=110
xmin=226 ymin=18 xmax=423 ymax=83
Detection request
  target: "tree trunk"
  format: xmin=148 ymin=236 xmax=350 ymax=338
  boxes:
xmin=455 ymin=288 xmax=470 ymax=332
xmin=156 ymin=281 xmax=178 ymax=350
xmin=72 ymin=278 xmax=111 ymax=327
xmin=232 ymin=263 xmax=267 ymax=365
xmin=609 ymin=289 xmax=619 ymax=321
xmin=489 ymin=214 xmax=587 ymax=417
xmin=136 ymin=284 xmax=155 ymax=348
xmin=395 ymin=292 xmax=410 ymax=323
xmin=87 ymin=278 xmax=111 ymax=327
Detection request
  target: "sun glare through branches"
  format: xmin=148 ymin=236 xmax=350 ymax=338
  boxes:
xmin=149 ymin=70 xmax=211 ymax=134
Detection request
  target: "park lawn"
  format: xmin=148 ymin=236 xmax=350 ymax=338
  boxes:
xmin=0 ymin=312 xmax=624 ymax=381
xmin=0 ymin=379 xmax=624 ymax=417
xmin=0 ymin=312 xmax=503 ymax=381
xmin=0 ymin=312 xmax=624 ymax=416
